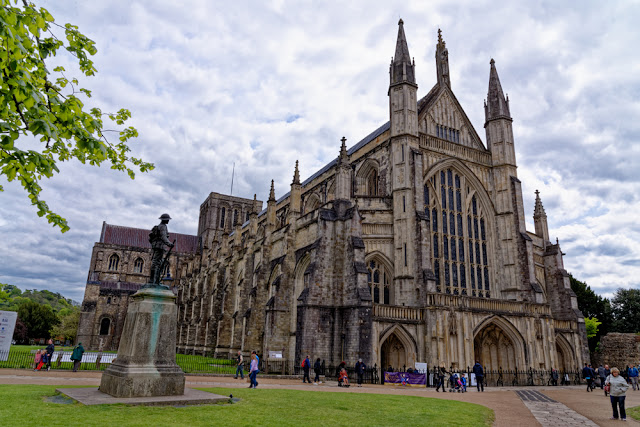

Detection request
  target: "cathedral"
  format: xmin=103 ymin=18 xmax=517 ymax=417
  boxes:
xmin=77 ymin=20 xmax=589 ymax=372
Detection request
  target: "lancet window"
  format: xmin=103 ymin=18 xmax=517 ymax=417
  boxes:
xmin=367 ymin=259 xmax=390 ymax=304
xmin=424 ymin=168 xmax=491 ymax=297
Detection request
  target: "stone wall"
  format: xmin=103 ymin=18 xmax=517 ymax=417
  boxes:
xmin=592 ymin=333 xmax=640 ymax=369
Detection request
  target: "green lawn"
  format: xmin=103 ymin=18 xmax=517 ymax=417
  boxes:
xmin=629 ymin=405 xmax=640 ymax=421
xmin=0 ymin=385 xmax=493 ymax=426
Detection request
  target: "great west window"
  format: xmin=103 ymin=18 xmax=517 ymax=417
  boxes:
xmin=424 ymin=168 xmax=491 ymax=297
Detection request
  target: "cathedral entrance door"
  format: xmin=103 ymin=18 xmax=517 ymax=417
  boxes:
xmin=473 ymin=322 xmax=520 ymax=372
xmin=381 ymin=333 xmax=407 ymax=372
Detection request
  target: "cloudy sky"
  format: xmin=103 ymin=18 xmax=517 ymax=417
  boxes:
xmin=1 ymin=0 xmax=638 ymax=302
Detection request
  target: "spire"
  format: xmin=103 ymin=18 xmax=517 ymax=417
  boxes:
xmin=533 ymin=190 xmax=549 ymax=242
xmin=268 ymin=180 xmax=276 ymax=202
xmin=292 ymin=160 xmax=300 ymax=184
xmin=390 ymin=19 xmax=415 ymax=86
xmin=485 ymin=58 xmax=511 ymax=123
xmin=533 ymin=190 xmax=546 ymax=218
xmin=435 ymin=28 xmax=451 ymax=88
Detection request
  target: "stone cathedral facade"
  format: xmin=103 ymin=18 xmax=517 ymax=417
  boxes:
xmin=79 ymin=21 xmax=589 ymax=372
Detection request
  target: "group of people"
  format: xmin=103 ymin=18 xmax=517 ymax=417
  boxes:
xmin=583 ymin=361 xmax=640 ymax=421
xmin=435 ymin=361 xmax=485 ymax=392
xmin=32 ymin=340 xmax=85 ymax=372
xmin=234 ymin=350 xmax=261 ymax=388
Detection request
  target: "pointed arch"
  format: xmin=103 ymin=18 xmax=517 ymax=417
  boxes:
xmin=379 ymin=324 xmax=418 ymax=371
xmin=423 ymin=158 xmax=497 ymax=298
xmin=365 ymin=251 xmax=394 ymax=305
xmin=473 ymin=315 xmax=527 ymax=367
xmin=303 ymin=192 xmax=321 ymax=214
xmin=356 ymin=158 xmax=380 ymax=196
xmin=555 ymin=333 xmax=575 ymax=371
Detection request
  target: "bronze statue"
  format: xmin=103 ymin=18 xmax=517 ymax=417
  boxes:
xmin=149 ymin=213 xmax=175 ymax=285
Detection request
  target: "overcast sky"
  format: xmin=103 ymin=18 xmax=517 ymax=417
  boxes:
xmin=1 ymin=0 xmax=638 ymax=303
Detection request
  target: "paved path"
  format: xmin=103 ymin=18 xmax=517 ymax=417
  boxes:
xmin=2 ymin=369 xmax=640 ymax=426
xmin=516 ymin=390 xmax=598 ymax=426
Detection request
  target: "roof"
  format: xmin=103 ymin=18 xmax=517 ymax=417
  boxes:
xmin=100 ymin=222 xmax=199 ymax=254
xmin=265 ymin=121 xmax=392 ymax=209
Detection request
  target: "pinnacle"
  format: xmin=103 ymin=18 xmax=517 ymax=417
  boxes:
xmin=269 ymin=180 xmax=276 ymax=202
xmin=292 ymin=160 xmax=300 ymax=185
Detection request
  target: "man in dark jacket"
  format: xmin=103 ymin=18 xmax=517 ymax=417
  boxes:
xmin=302 ymin=355 xmax=311 ymax=383
xmin=45 ymin=339 xmax=55 ymax=371
xmin=71 ymin=342 xmax=85 ymax=372
xmin=582 ymin=363 xmax=594 ymax=392
xmin=598 ymin=365 xmax=606 ymax=390
xmin=355 ymin=359 xmax=366 ymax=387
xmin=436 ymin=366 xmax=447 ymax=392
xmin=473 ymin=361 xmax=484 ymax=392
xmin=313 ymin=358 xmax=322 ymax=383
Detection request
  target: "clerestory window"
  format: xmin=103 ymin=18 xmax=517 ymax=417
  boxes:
xmin=367 ymin=260 xmax=390 ymax=304
xmin=107 ymin=254 xmax=119 ymax=271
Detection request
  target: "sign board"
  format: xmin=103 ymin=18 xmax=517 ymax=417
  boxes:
xmin=415 ymin=362 xmax=428 ymax=373
xmin=0 ymin=311 xmax=18 ymax=361
xmin=268 ymin=351 xmax=283 ymax=359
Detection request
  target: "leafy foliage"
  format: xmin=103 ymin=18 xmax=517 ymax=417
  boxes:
xmin=584 ymin=317 xmax=601 ymax=339
xmin=610 ymin=288 xmax=640 ymax=333
xmin=1 ymin=283 xmax=79 ymax=341
xmin=569 ymin=274 xmax=611 ymax=351
xmin=0 ymin=0 xmax=153 ymax=232
xmin=16 ymin=299 xmax=59 ymax=339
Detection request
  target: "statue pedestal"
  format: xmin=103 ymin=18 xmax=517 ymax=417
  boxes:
xmin=99 ymin=285 xmax=185 ymax=397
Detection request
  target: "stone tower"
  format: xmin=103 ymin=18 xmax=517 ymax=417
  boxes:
xmin=389 ymin=19 xmax=420 ymax=305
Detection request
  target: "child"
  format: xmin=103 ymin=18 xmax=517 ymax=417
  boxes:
xmin=338 ymin=367 xmax=350 ymax=387
xmin=460 ymin=373 xmax=467 ymax=392
xmin=33 ymin=349 xmax=42 ymax=371
xmin=449 ymin=373 xmax=458 ymax=392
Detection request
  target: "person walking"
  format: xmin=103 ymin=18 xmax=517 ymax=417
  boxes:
xmin=606 ymin=367 xmax=630 ymax=421
xmin=604 ymin=364 xmax=612 ymax=396
xmin=628 ymin=364 xmax=639 ymax=391
xmin=435 ymin=366 xmax=447 ymax=392
xmin=313 ymin=358 xmax=322 ymax=383
xmin=551 ymin=368 xmax=559 ymax=386
xmin=473 ymin=361 xmax=485 ymax=392
xmin=355 ymin=358 xmax=366 ymax=387
xmin=582 ymin=363 xmax=594 ymax=392
xmin=598 ymin=365 xmax=606 ymax=390
xmin=302 ymin=355 xmax=311 ymax=383
xmin=234 ymin=350 xmax=244 ymax=379
xmin=45 ymin=339 xmax=55 ymax=371
xmin=71 ymin=342 xmax=85 ymax=372
xmin=249 ymin=351 xmax=259 ymax=388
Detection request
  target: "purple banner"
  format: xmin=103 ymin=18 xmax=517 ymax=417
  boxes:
xmin=384 ymin=371 xmax=426 ymax=387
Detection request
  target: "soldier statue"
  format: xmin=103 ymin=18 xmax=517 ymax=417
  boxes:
xmin=149 ymin=213 xmax=175 ymax=285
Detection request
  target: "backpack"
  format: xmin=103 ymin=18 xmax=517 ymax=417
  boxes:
xmin=149 ymin=225 xmax=160 ymax=243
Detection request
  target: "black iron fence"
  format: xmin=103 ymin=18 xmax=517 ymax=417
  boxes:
xmin=382 ymin=365 xmax=585 ymax=388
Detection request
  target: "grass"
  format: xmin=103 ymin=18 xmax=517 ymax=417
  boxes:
xmin=0 ymin=385 xmax=493 ymax=426
xmin=629 ymin=405 xmax=640 ymax=421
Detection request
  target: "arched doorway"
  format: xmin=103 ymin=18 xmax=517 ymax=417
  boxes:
xmin=381 ymin=333 xmax=407 ymax=371
xmin=555 ymin=335 xmax=574 ymax=372
xmin=473 ymin=322 xmax=519 ymax=371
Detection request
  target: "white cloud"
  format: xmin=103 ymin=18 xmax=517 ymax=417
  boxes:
xmin=1 ymin=0 xmax=638 ymax=302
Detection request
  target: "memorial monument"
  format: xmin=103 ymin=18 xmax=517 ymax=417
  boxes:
xmin=99 ymin=214 xmax=185 ymax=397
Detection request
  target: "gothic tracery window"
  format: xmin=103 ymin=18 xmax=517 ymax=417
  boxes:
xmin=425 ymin=168 xmax=491 ymax=297
xmin=367 ymin=260 xmax=390 ymax=304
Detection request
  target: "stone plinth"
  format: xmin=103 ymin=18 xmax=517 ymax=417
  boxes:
xmin=99 ymin=285 xmax=185 ymax=397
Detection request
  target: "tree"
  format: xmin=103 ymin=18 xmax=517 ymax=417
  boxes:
xmin=569 ymin=274 xmax=611 ymax=351
xmin=50 ymin=307 xmax=79 ymax=342
xmin=610 ymin=288 xmax=640 ymax=333
xmin=12 ymin=317 xmax=28 ymax=343
xmin=584 ymin=317 xmax=601 ymax=339
xmin=17 ymin=299 xmax=59 ymax=339
xmin=0 ymin=0 xmax=153 ymax=232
